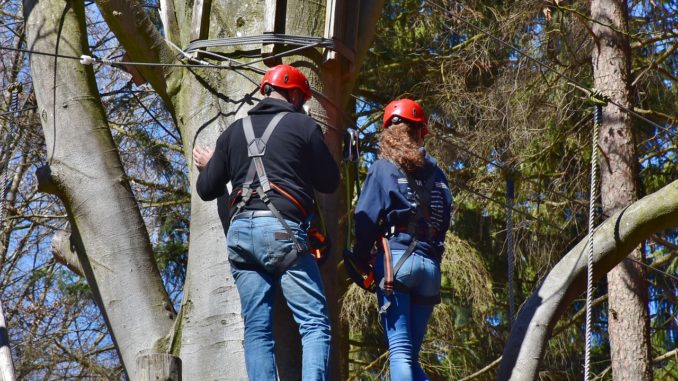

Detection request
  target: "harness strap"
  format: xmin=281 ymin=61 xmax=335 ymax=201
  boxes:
xmin=378 ymin=238 xmax=418 ymax=315
xmin=258 ymin=187 xmax=305 ymax=253
xmin=233 ymin=113 xmax=288 ymax=215
xmin=389 ymin=160 xmax=437 ymax=240
xmin=405 ymin=172 xmax=436 ymax=240
xmin=234 ymin=112 xmax=309 ymax=274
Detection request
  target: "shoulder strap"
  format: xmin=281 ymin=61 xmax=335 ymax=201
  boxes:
xmin=243 ymin=112 xmax=289 ymax=193
xmin=233 ymin=113 xmax=306 ymax=274
xmin=234 ymin=113 xmax=288 ymax=213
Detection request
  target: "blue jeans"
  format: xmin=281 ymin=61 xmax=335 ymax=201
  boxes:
xmin=376 ymin=249 xmax=441 ymax=381
xmin=227 ymin=216 xmax=331 ymax=381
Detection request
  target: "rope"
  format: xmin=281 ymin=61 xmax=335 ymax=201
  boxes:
xmin=584 ymin=105 xmax=602 ymax=381
xmin=506 ymin=172 xmax=515 ymax=326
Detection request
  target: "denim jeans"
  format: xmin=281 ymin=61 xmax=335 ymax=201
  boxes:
xmin=375 ymin=249 xmax=441 ymax=381
xmin=227 ymin=215 xmax=331 ymax=381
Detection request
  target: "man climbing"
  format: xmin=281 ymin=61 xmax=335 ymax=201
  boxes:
xmin=194 ymin=64 xmax=339 ymax=380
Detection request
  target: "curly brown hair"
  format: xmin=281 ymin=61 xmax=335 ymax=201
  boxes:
xmin=378 ymin=122 xmax=425 ymax=173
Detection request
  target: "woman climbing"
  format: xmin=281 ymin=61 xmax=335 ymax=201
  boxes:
xmin=349 ymin=98 xmax=452 ymax=380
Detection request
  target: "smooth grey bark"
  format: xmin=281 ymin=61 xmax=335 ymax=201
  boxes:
xmin=51 ymin=229 xmax=84 ymax=277
xmin=0 ymin=300 xmax=15 ymax=381
xmin=136 ymin=353 xmax=181 ymax=380
xmin=24 ymin=0 xmax=175 ymax=378
xmin=497 ymin=180 xmax=678 ymax=380
xmin=591 ymin=1 xmax=652 ymax=380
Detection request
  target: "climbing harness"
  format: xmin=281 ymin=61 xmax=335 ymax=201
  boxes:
xmin=230 ymin=112 xmax=309 ymax=273
xmin=378 ymin=164 xmax=440 ymax=314
xmin=307 ymin=199 xmax=331 ymax=265
xmin=584 ymin=105 xmax=602 ymax=381
xmin=308 ymin=226 xmax=329 ymax=263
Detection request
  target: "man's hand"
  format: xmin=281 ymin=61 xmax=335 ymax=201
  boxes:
xmin=193 ymin=146 xmax=214 ymax=172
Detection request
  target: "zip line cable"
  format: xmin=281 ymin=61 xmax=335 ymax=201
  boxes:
xmin=625 ymin=256 xmax=678 ymax=283
xmin=127 ymin=84 xmax=181 ymax=144
xmin=0 ymin=106 xmax=36 ymax=118
xmin=450 ymin=178 xmax=567 ymax=232
xmin=425 ymin=0 xmax=674 ymax=135
xmin=442 ymin=135 xmax=590 ymax=206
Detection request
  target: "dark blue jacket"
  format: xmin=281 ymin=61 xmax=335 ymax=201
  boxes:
xmin=353 ymin=154 xmax=452 ymax=260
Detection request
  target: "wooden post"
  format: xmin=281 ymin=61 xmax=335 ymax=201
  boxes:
xmin=159 ymin=0 xmax=180 ymax=45
xmin=262 ymin=0 xmax=278 ymax=57
xmin=136 ymin=353 xmax=181 ymax=381
xmin=341 ymin=0 xmax=359 ymax=74
xmin=190 ymin=0 xmax=212 ymax=59
xmin=323 ymin=0 xmax=343 ymax=62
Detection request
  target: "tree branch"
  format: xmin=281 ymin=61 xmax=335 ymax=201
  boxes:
xmin=498 ymin=180 xmax=678 ymax=380
xmin=94 ymin=0 xmax=180 ymax=114
xmin=51 ymin=229 xmax=84 ymax=277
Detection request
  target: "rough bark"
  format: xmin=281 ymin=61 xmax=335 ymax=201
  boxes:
xmin=497 ymin=180 xmax=678 ymax=380
xmin=24 ymin=0 xmax=175 ymax=378
xmin=591 ymin=1 xmax=652 ymax=379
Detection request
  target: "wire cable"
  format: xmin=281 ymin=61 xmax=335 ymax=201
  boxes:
xmin=625 ymin=257 xmax=678 ymax=283
xmin=450 ymin=178 xmax=566 ymax=232
xmin=425 ymin=0 xmax=674 ymax=135
xmin=442 ymin=136 xmax=589 ymax=206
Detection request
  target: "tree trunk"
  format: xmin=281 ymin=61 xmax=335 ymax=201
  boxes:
xmin=166 ymin=1 xmax=385 ymax=379
xmin=591 ymin=1 xmax=652 ymax=379
xmin=497 ymin=180 xmax=678 ymax=380
xmin=26 ymin=0 xmax=385 ymax=377
xmin=24 ymin=0 xmax=175 ymax=378
xmin=0 ymin=300 xmax=15 ymax=381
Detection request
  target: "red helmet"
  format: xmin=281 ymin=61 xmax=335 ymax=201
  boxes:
xmin=260 ymin=64 xmax=312 ymax=101
xmin=382 ymin=98 xmax=428 ymax=137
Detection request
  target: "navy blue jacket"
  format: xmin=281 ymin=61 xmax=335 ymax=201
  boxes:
xmin=353 ymin=154 xmax=452 ymax=260
xmin=196 ymin=98 xmax=340 ymax=222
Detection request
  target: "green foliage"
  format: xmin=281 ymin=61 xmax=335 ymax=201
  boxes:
xmin=350 ymin=0 xmax=677 ymax=378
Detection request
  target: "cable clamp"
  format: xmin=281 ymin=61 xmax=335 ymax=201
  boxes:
xmin=79 ymin=55 xmax=94 ymax=65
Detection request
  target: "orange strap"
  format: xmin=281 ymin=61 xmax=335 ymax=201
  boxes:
xmin=271 ymin=182 xmax=308 ymax=217
xmin=381 ymin=236 xmax=393 ymax=294
xmin=232 ymin=182 xmax=308 ymax=218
